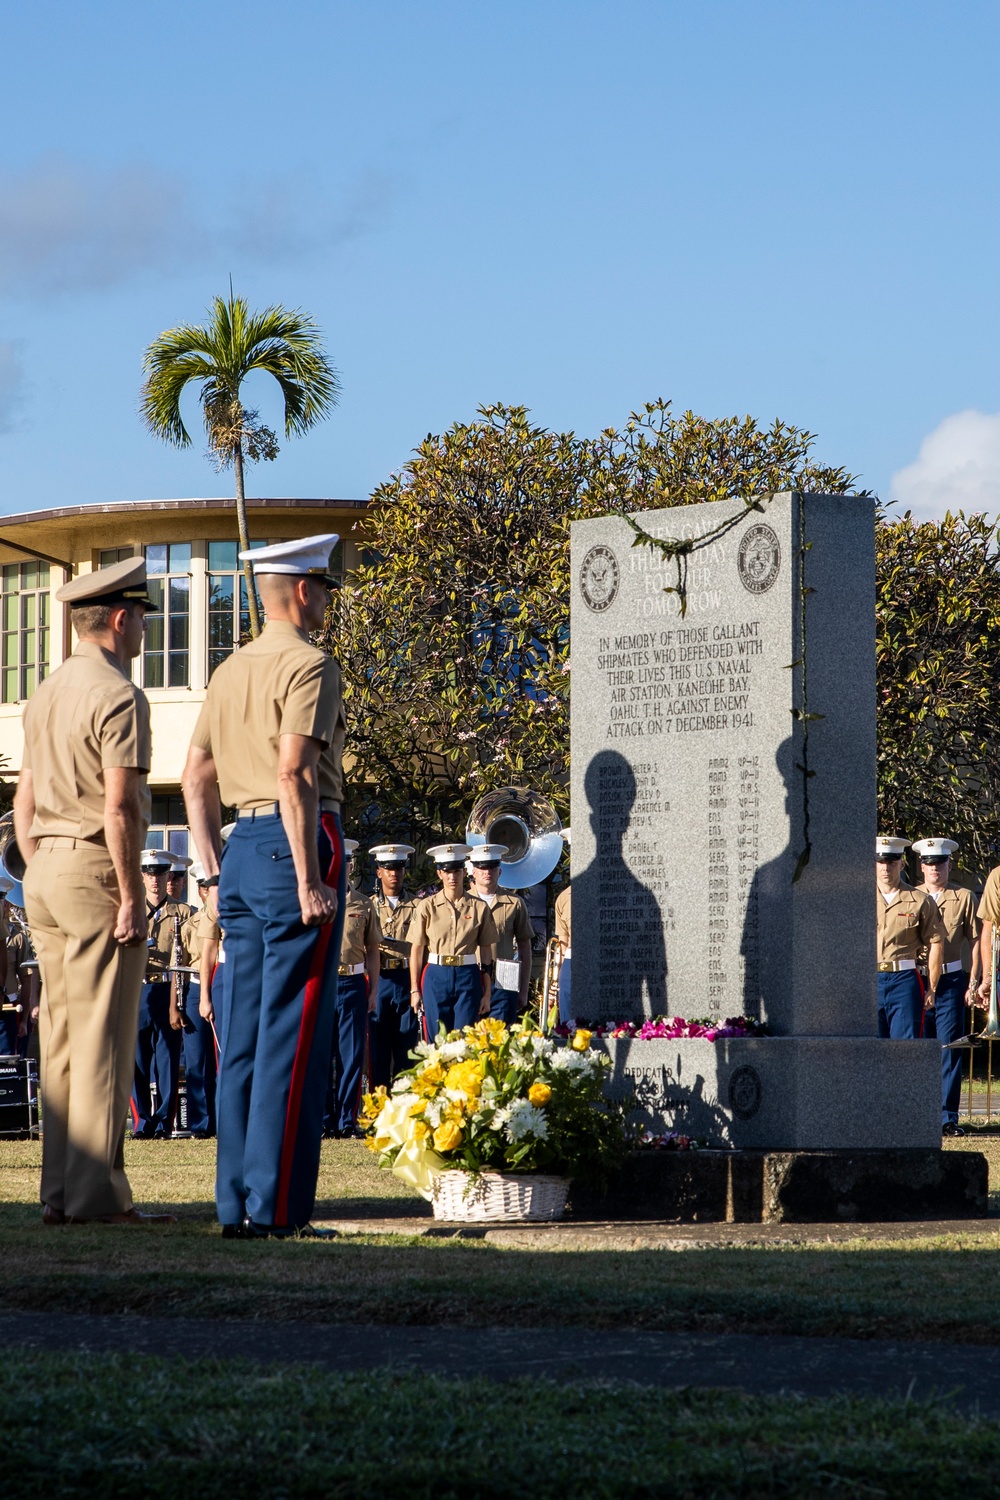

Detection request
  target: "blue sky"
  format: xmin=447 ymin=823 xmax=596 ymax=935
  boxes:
xmin=1 ymin=0 xmax=998 ymax=521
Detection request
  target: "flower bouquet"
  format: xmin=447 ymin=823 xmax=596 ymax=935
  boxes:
xmin=360 ymin=1018 xmax=629 ymax=1222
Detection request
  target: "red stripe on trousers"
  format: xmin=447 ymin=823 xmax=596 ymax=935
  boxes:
xmin=275 ymin=814 xmax=342 ymax=1226
xmin=916 ymin=970 xmax=926 ymax=1039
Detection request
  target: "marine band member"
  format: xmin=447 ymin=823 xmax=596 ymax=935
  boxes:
xmin=468 ymin=844 xmax=532 ymax=1025
xmin=368 ymin=843 xmax=420 ymax=1087
xmin=875 ymin=836 xmax=944 ymax=1040
xmin=408 ymin=843 xmax=498 ymax=1037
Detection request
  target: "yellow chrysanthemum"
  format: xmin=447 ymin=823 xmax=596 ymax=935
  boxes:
xmin=527 ymin=1081 xmax=552 ymax=1107
xmin=433 ymin=1120 xmax=463 ymax=1152
xmin=571 ymin=1029 xmax=593 ymax=1052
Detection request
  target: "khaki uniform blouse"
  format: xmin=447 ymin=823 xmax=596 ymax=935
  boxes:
xmin=190 ymin=620 xmax=346 ymax=809
xmin=477 ymin=891 xmax=533 ymax=962
xmin=21 ymin=641 xmax=152 ymax=840
xmin=978 ymin=869 xmax=1000 ymax=925
xmin=340 ymin=888 xmax=380 ymax=968
xmin=876 ymin=887 xmax=944 ymax=965
xmin=145 ymin=899 xmax=190 ymax=980
xmin=373 ymin=892 xmax=419 ymax=968
xmin=407 ymin=890 xmax=498 ymax=957
xmin=554 ymin=885 xmax=571 ymax=950
xmin=916 ymin=884 xmax=978 ymax=966
xmin=181 ymin=905 xmax=218 ymax=966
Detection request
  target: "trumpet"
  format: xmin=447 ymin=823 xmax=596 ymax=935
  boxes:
xmin=540 ymin=938 xmax=563 ymax=1032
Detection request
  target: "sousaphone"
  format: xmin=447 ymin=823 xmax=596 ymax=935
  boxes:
xmin=465 ymin=787 xmax=564 ymax=890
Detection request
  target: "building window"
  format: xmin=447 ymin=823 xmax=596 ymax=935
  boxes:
xmin=207 ymin=540 xmax=261 ymax=679
xmin=99 ymin=548 xmax=136 ymax=567
xmin=143 ymin=543 xmax=190 ymax=689
xmin=1 ymin=561 xmax=50 ymax=704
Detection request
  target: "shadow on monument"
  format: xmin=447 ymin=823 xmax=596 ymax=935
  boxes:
xmin=740 ymin=734 xmax=797 ymax=1032
xmin=575 ymin=750 xmax=667 ymax=1016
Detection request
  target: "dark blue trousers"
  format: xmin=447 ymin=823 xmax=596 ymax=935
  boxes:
xmin=132 ymin=981 xmax=180 ymax=1136
xmin=0 ymin=1008 xmax=18 ymax=1055
xmin=216 ymin=811 xmax=345 ymax=1229
xmin=922 ymin=970 xmax=969 ymax=1125
xmin=181 ymin=981 xmax=217 ymax=1136
xmin=323 ymin=972 xmax=368 ymax=1134
xmin=877 ymin=970 xmax=923 ymax=1040
xmin=489 ymin=985 xmax=519 ymax=1026
xmin=369 ymin=967 xmax=420 ymax=1088
xmin=421 ymin=963 xmax=483 ymax=1040
xmin=558 ymin=955 xmax=573 ymax=1025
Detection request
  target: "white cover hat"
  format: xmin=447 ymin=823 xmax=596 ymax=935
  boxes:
xmin=140 ymin=847 xmax=173 ymax=871
xmin=427 ymin=842 xmax=472 ymax=867
xmin=240 ymin=533 xmax=340 ymax=581
xmin=190 ymin=861 xmax=207 ymax=883
xmin=169 ymin=854 xmax=193 ymax=873
xmin=369 ymin=844 xmax=415 ymax=863
xmin=468 ymin=844 xmax=509 ymax=865
xmin=343 ymin=839 xmax=359 ymax=857
xmin=875 ymin=836 xmax=910 ymax=858
xmin=0 ymin=872 xmax=15 ymax=895
xmin=912 ymin=837 xmax=959 ymax=859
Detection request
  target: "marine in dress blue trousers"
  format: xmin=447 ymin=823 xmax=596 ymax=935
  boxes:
xmin=922 ymin=970 xmax=968 ymax=1124
xmin=216 ymin=810 xmax=345 ymax=1228
xmin=409 ymin=850 xmax=499 ymax=1042
xmin=875 ymin=839 xmax=944 ymax=1043
xmin=180 ymin=981 xmax=217 ymax=1136
xmin=369 ymin=964 xmax=420 ymax=1087
xmin=913 ymin=843 xmax=981 ymax=1130
xmin=323 ymin=971 xmax=368 ymax=1134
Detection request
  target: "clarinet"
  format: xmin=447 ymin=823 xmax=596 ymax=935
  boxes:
xmin=172 ymin=909 xmax=188 ymax=1017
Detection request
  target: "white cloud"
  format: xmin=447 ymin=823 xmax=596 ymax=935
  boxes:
xmin=0 ymin=155 xmax=404 ymax=298
xmin=890 ymin=410 xmax=1000 ymax=523
xmin=0 ymin=341 xmax=26 ymax=433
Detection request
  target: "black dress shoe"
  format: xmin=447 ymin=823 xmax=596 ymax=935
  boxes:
xmin=943 ymin=1122 xmax=966 ymax=1137
xmin=243 ymin=1218 xmax=337 ymax=1240
xmin=221 ymin=1222 xmax=248 ymax=1239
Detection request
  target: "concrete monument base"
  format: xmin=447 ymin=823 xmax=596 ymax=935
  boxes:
xmin=569 ymin=1148 xmax=989 ymax=1223
xmin=602 ymin=1037 xmax=943 ymax=1150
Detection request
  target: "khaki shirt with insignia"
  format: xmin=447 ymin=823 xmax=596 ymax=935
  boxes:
xmin=554 ymin=885 xmax=571 ymax=949
xmin=916 ymin=883 xmax=978 ymax=965
xmin=21 ymin=640 xmax=152 ymax=841
xmin=341 ymin=887 xmax=380 ymax=967
xmin=476 ymin=891 xmax=533 ymax=963
xmin=876 ymin=887 xmax=944 ymax=965
xmin=190 ymin=620 xmax=346 ymax=809
xmin=373 ymin=891 xmax=419 ymax=968
xmin=145 ymin=899 xmax=190 ymax=980
xmin=182 ymin=904 xmax=219 ymax=967
xmin=978 ymin=868 xmax=1000 ymax=925
xmin=196 ymin=906 xmax=222 ymax=947
xmin=407 ymin=890 xmax=498 ymax=957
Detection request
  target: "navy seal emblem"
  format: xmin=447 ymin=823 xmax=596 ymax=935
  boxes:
xmin=737 ymin=523 xmax=781 ymax=595
xmin=580 ymin=544 xmax=620 ymax=613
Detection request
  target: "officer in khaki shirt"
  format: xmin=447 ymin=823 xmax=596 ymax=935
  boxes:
xmin=468 ymin=844 xmax=533 ymax=1025
xmin=911 ymin=837 xmax=979 ymax=1135
xmin=875 ymin=836 xmax=944 ymax=1040
xmin=554 ymin=828 xmax=572 ymax=1023
xmin=408 ymin=843 xmax=498 ymax=1037
xmin=13 ymin=556 xmax=174 ymax=1226
xmin=130 ymin=848 xmax=189 ymax=1138
xmin=323 ymin=840 xmax=379 ymax=1137
xmin=182 ymin=534 xmax=346 ymax=1239
xmin=368 ymin=843 xmax=421 ymax=1087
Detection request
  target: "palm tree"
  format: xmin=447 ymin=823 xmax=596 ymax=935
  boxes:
xmin=140 ymin=293 xmax=340 ymax=636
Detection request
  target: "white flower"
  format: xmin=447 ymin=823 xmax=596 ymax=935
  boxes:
xmin=489 ymin=1107 xmax=510 ymax=1131
xmin=423 ymin=1099 xmax=445 ymax=1126
xmin=550 ymin=1048 xmax=590 ymax=1072
xmin=438 ymin=1040 xmax=470 ymax=1061
xmin=505 ymin=1101 xmax=549 ymax=1142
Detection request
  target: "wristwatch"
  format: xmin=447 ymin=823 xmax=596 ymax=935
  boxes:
xmin=202 ymin=875 xmax=220 ymax=888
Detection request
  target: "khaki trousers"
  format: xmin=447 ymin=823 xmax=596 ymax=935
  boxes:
xmin=24 ymin=844 xmax=146 ymax=1218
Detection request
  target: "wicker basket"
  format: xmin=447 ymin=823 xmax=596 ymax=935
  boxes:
xmin=431 ymin=1170 xmax=570 ymax=1223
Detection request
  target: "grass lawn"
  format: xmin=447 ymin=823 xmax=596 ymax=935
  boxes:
xmin=2 ymin=1132 xmax=1000 ymax=1346
xmin=6 ymin=1351 xmax=1000 ymax=1499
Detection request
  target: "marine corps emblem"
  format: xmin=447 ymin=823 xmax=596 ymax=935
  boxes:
xmin=728 ymin=1064 xmax=762 ymax=1121
xmin=737 ymin=523 xmax=781 ymax=595
xmin=579 ymin=544 xmax=620 ymax=613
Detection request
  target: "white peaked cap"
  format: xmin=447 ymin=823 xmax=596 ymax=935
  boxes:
xmin=561 ymin=827 xmax=572 ymax=846
xmin=875 ymin=836 xmax=910 ymax=857
xmin=468 ymin=844 xmax=509 ymax=865
xmin=427 ymin=842 xmax=473 ymax=866
xmin=140 ymin=847 xmax=173 ymax=870
xmin=912 ymin=837 xmax=959 ymax=858
xmin=190 ymin=861 xmax=207 ymax=883
xmin=0 ymin=872 xmax=15 ymax=895
xmin=369 ymin=844 xmax=415 ymax=862
xmin=169 ymin=854 xmax=193 ymax=873
xmin=343 ymin=839 xmax=360 ymax=857
xmin=239 ymin=533 xmax=340 ymax=579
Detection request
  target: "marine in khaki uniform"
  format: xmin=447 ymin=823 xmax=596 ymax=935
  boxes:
xmin=408 ymin=843 xmax=498 ymax=1037
xmin=913 ymin=837 xmax=979 ymax=1136
xmin=130 ymin=848 xmax=190 ymax=1138
xmin=13 ymin=556 xmax=174 ymax=1226
xmin=323 ymin=840 xmax=379 ymax=1137
xmin=182 ymin=534 xmax=346 ymax=1239
xmin=368 ymin=843 xmax=420 ymax=1088
xmin=875 ymin=836 xmax=944 ymax=1040
xmin=172 ymin=863 xmax=218 ymax=1138
xmin=468 ymin=844 xmax=533 ymax=1025
xmin=553 ymin=827 xmax=572 ymax=1023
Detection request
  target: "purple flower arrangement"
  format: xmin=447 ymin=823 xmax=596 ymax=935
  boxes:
xmin=554 ymin=1016 xmax=769 ymax=1042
